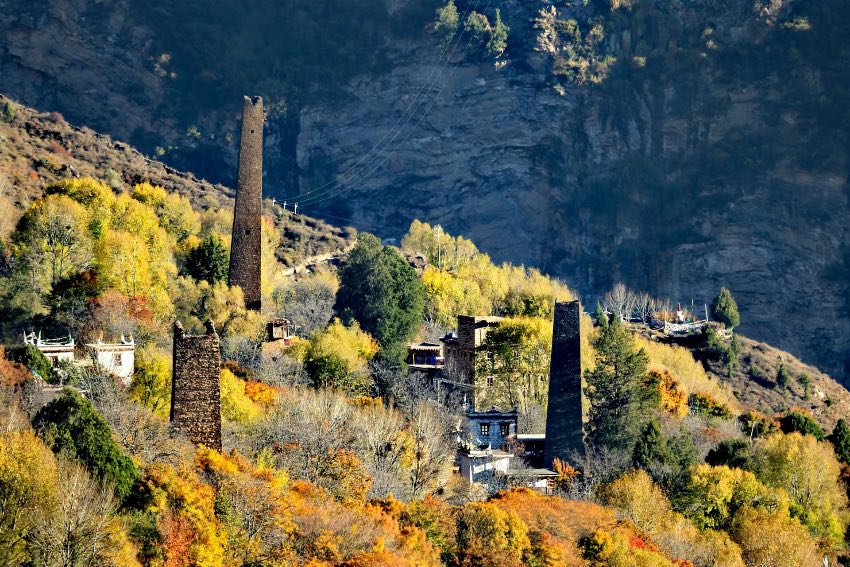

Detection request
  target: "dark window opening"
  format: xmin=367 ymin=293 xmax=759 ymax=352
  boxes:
xmin=480 ymin=423 xmax=490 ymax=437
xmin=500 ymin=423 xmax=510 ymax=437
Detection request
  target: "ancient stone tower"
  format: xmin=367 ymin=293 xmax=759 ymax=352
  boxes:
xmin=543 ymin=300 xmax=585 ymax=467
xmin=170 ymin=320 xmax=222 ymax=451
xmin=228 ymin=96 xmax=264 ymax=311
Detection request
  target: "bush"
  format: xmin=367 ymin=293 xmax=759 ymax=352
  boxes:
xmin=6 ymin=345 xmax=55 ymax=383
xmin=433 ymin=0 xmax=459 ymax=51
xmin=32 ymin=389 xmax=139 ymax=502
xmin=775 ymin=362 xmax=790 ymax=390
xmin=688 ymin=392 xmax=733 ymax=419
xmin=706 ymin=439 xmax=754 ymax=470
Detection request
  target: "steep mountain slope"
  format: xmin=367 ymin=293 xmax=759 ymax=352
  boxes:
xmin=0 ymin=94 xmax=354 ymax=263
xmin=1 ymin=0 xmax=849 ymax=383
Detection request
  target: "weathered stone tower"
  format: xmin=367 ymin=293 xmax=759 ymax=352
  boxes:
xmin=543 ymin=301 xmax=585 ymax=467
xmin=228 ymin=96 xmax=264 ymax=311
xmin=170 ymin=320 xmax=222 ymax=451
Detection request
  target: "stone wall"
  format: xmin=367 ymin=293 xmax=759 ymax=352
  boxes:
xmin=543 ymin=301 xmax=584 ymax=467
xmin=170 ymin=321 xmax=222 ymax=451
xmin=228 ymin=96 xmax=264 ymax=310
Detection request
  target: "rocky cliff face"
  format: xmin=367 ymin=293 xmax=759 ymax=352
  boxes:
xmin=1 ymin=0 xmax=849 ymax=378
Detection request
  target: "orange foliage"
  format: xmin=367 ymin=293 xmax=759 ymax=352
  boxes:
xmin=651 ymin=369 xmax=688 ymax=418
xmin=161 ymin=511 xmax=195 ymax=567
xmin=0 ymin=347 xmax=31 ymax=387
xmin=244 ymin=380 xmax=280 ymax=405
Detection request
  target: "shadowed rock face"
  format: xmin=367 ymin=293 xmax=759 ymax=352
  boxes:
xmin=2 ymin=0 xmax=850 ymax=380
xmin=229 ymin=96 xmax=264 ymax=311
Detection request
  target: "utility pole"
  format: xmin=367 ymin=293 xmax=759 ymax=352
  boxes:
xmin=436 ymin=225 xmax=442 ymax=269
xmin=293 ymin=203 xmax=298 ymax=215
xmin=282 ymin=200 xmax=287 ymax=211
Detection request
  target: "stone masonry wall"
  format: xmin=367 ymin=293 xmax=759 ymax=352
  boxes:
xmin=543 ymin=301 xmax=584 ymax=467
xmin=228 ymin=96 xmax=264 ymax=310
xmin=170 ymin=321 xmax=222 ymax=451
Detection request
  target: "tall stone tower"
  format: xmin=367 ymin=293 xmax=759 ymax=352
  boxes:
xmin=170 ymin=321 xmax=222 ymax=451
xmin=543 ymin=301 xmax=585 ymax=467
xmin=228 ymin=96 xmax=264 ymax=311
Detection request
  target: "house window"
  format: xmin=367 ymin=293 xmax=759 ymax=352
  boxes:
xmin=480 ymin=423 xmax=490 ymax=437
xmin=112 ymin=353 xmax=122 ymax=366
xmin=500 ymin=423 xmax=510 ymax=437
xmin=486 ymin=375 xmax=494 ymax=387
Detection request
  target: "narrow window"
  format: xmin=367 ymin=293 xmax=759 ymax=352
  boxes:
xmin=480 ymin=423 xmax=490 ymax=437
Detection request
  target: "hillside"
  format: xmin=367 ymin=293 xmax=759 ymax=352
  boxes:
xmin=2 ymin=0 xmax=850 ymax=381
xmin=0 ymin=94 xmax=354 ymax=264
xmin=4 ymin=94 xmax=850 ymax=433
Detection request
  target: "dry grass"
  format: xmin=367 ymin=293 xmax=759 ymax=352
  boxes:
xmin=635 ymin=335 xmax=739 ymax=412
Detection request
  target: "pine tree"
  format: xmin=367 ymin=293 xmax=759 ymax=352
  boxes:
xmin=711 ymin=287 xmax=740 ymax=329
xmin=186 ymin=235 xmax=229 ymax=284
xmin=584 ymin=316 xmax=650 ymax=453
xmin=776 ymin=362 xmax=790 ymax=390
xmin=632 ymin=419 xmax=673 ymax=470
xmin=487 ymin=9 xmax=509 ymax=56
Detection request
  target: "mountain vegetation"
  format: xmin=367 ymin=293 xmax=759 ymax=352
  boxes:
xmin=3 ymin=96 xmax=850 ymax=564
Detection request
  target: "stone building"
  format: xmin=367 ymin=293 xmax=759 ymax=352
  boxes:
xmin=440 ymin=315 xmax=504 ymax=407
xmin=170 ymin=321 xmax=222 ymax=451
xmin=543 ymin=301 xmax=585 ymax=467
xmin=229 ymin=96 xmax=264 ymax=311
xmin=465 ymin=406 xmax=517 ymax=449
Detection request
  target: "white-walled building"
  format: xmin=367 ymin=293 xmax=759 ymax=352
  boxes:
xmin=23 ymin=331 xmax=75 ymax=369
xmin=86 ymin=335 xmax=135 ymax=385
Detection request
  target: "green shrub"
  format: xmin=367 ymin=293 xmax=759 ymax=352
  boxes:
xmin=1 ymin=101 xmax=16 ymax=123
xmin=706 ymin=439 xmax=754 ymax=470
xmin=779 ymin=411 xmax=824 ymax=440
xmin=33 ymin=389 xmax=139 ymax=502
xmin=776 ymin=362 xmax=790 ymax=390
xmin=185 ymin=235 xmax=229 ymax=284
xmin=688 ymin=392 xmax=733 ymax=419
xmin=6 ymin=344 xmax=55 ymax=383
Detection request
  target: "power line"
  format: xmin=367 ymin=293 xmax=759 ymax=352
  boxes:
xmin=297 ymin=3 xmax=491 ymax=208
xmin=282 ymin=0 xmax=481 ymax=202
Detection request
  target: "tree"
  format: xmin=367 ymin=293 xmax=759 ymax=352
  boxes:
xmin=32 ymin=389 xmax=139 ymax=502
xmin=455 ymin=502 xmax=530 ymax=566
xmin=731 ymin=507 xmax=820 ymax=567
xmin=631 ymin=419 xmax=673 ymax=471
xmin=754 ymin=432 xmax=847 ymax=548
xmin=775 ymin=362 xmax=790 ymax=390
xmin=584 ymin=316 xmax=651 ymax=453
xmin=0 ymin=430 xmax=59 ymax=566
xmin=797 ymin=372 xmax=811 ymax=399
xmin=433 ymin=0 xmax=459 ymax=51
xmin=706 ymin=439 xmax=754 ymax=470
xmin=130 ymin=346 xmax=172 ymax=417
xmin=304 ymin=319 xmax=378 ymax=395
xmin=336 ymin=233 xmax=425 ymax=358
xmin=487 ymin=9 xmax=509 ymax=56
xmin=476 ymin=317 xmax=551 ymax=428
xmin=273 ymin=271 xmax=337 ymax=335
xmin=828 ymin=419 xmax=850 ymax=464
xmin=185 ymin=235 xmax=229 ymax=284
xmin=711 ymin=287 xmax=740 ymax=329
xmin=778 ymin=411 xmax=824 ymax=440
xmin=14 ymin=195 xmax=93 ymax=295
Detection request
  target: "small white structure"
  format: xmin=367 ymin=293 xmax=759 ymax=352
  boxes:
xmin=459 ymin=448 xmax=514 ymax=484
xmin=86 ymin=335 xmax=135 ymax=385
xmin=23 ymin=331 xmax=75 ymax=368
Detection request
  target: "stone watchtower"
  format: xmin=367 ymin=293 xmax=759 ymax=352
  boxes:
xmin=228 ymin=96 xmax=264 ymax=311
xmin=543 ymin=301 xmax=585 ymax=467
xmin=170 ymin=321 xmax=222 ymax=451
